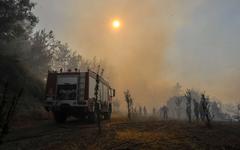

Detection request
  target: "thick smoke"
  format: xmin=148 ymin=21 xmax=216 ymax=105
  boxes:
xmin=61 ymin=0 xmax=192 ymax=109
xmin=34 ymin=0 xmax=199 ymax=109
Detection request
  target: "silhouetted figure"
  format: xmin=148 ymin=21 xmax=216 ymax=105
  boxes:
xmin=143 ymin=106 xmax=147 ymax=116
xmin=139 ymin=106 xmax=142 ymax=116
xmin=159 ymin=107 xmax=162 ymax=119
xmin=152 ymin=107 xmax=156 ymax=116
xmin=185 ymin=89 xmax=192 ymax=123
xmin=124 ymin=90 xmax=133 ymax=120
xmin=199 ymin=98 xmax=205 ymax=121
xmin=200 ymin=94 xmax=212 ymax=127
xmin=162 ymin=106 xmax=169 ymax=120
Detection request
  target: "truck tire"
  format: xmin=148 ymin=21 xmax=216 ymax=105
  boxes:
xmin=53 ymin=111 xmax=67 ymax=123
xmin=77 ymin=115 xmax=86 ymax=121
xmin=103 ymin=112 xmax=108 ymax=120
xmin=88 ymin=112 xmax=97 ymax=123
xmin=103 ymin=112 xmax=110 ymax=120
xmin=107 ymin=104 xmax=112 ymax=120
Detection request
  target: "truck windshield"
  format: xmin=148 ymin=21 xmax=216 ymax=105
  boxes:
xmin=57 ymin=84 xmax=77 ymax=100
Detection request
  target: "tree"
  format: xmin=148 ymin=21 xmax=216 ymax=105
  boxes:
xmin=124 ymin=90 xmax=133 ymax=120
xmin=66 ymin=52 xmax=82 ymax=70
xmin=53 ymin=42 xmax=71 ymax=71
xmin=175 ymin=97 xmax=182 ymax=119
xmin=94 ymin=65 xmax=104 ymax=133
xmin=173 ymin=82 xmax=182 ymax=96
xmin=29 ymin=30 xmax=56 ymax=78
xmin=0 ymin=0 xmax=38 ymax=41
xmin=0 ymin=0 xmax=42 ymax=97
xmin=193 ymin=99 xmax=200 ymax=121
xmin=0 ymin=82 xmax=23 ymax=144
xmin=0 ymin=0 xmax=44 ymax=103
xmin=185 ymin=89 xmax=192 ymax=123
xmin=0 ymin=0 xmax=38 ymax=86
xmin=29 ymin=30 xmax=91 ymax=75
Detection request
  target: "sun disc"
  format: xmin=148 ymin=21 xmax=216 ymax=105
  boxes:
xmin=112 ymin=20 xmax=121 ymax=29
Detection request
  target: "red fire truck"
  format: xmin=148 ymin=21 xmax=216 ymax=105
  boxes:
xmin=44 ymin=69 xmax=115 ymax=123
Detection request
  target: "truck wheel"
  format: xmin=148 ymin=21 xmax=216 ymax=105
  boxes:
xmin=107 ymin=104 xmax=112 ymax=120
xmin=77 ymin=115 xmax=86 ymax=121
xmin=108 ymin=112 xmax=112 ymax=120
xmin=103 ymin=112 xmax=110 ymax=120
xmin=53 ymin=111 xmax=67 ymax=123
xmin=88 ymin=112 xmax=97 ymax=123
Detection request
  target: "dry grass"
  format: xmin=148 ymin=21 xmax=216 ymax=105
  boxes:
xmin=0 ymin=117 xmax=240 ymax=150
xmin=116 ymin=129 xmax=160 ymax=142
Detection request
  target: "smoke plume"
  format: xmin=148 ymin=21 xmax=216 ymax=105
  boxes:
xmin=65 ymin=0 xmax=191 ymax=108
xmin=34 ymin=0 xmax=199 ymax=109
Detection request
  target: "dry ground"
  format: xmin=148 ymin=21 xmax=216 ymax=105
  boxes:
xmin=1 ymin=116 xmax=240 ymax=150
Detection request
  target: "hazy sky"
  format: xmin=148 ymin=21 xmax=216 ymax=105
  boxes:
xmin=166 ymin=0 xmax=240 ymax=102
xmin=33 ymin=0 xmax=240 ymax=106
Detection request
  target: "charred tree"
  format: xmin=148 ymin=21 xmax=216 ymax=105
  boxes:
xmin=175 ymin=97 xmax=182 ymax=119
xmin=94 ymin=66 xmax=102 ymax=134
xmin=0 ymin=83 xmax=23 ymax=144
xmin=0 ymin=82 xmax=8 ymax=123
xmin=193 ymin=99 xmax=200 ymax=121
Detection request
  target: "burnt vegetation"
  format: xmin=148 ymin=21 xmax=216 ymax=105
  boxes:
xmin=0 ymin=82 xmax=23 ymax=143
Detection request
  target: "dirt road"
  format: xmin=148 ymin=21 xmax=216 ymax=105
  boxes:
xmin=1 ymin=117 xmax=240 ymax=150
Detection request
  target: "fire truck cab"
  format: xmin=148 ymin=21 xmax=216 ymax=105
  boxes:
xmin=44 ymin=69 xmax=115 ymax=123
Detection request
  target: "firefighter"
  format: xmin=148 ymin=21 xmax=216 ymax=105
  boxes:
xmin=159 ymin=106 xmax=162 ymax=119
xmin=143 ymin=106 xmax=147 ymax=116
xmin=161 ymin=106 xmax=168 ymax=120
xmin=152 ymin=107 xmax=156 ymax=116
xmin=139 ymin=106 xmax=142 ymax=116
xmin=133 ymin=107 xmax=137 ymax=117
xmin=162 ymin=106 xmax=168 ymax=120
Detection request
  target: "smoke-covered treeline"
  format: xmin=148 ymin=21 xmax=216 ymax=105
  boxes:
xmin=0 ymin=0 xmax=37 ymax=93
xmin=0 ymin=1 xmax=108 ymax=141
xmin=165 ymin=83 xmax=235 ymax=122
xmin=27 ymin=29 xmax=99 ymax=81
xmin=0 ymin=0 xmax=99 ymax=100
xmin=0 ymin=0 xmax=104 ymax=127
